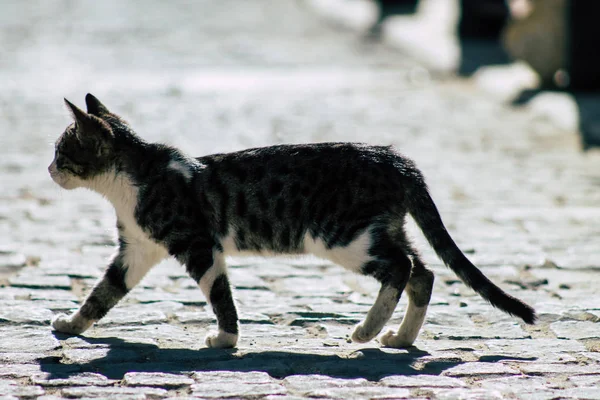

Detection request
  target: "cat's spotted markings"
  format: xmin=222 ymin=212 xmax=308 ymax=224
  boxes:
xmin=49 ymin=94 xmax=536 ymax=348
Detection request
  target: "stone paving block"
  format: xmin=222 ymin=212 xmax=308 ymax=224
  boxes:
xmin=31 ymin=372 xmax=115 ymax=387
xmin=0 ymin=364 xmax=43 ymax=379
xmin=61 ymin=386 xmax=168 ymax=398
xmin=278 ymin=277 xmax=351 ymax=296
xmin=477 ymin=375 xmax=562 ymax=398
xmin=308 ymin=386 xmax=411 ymax=399
xmin=0 ymin=380 xmax=44 ymax=398
xmin=425 ymin=310 xmax=474 ymax=327
xmin=192 ymin=371 xmax=275 ymax=384
xmin=282 ymin=374 xmax=369 ymax=391
xmin=0 ymin=352 xmax=47 ymax=364
xmin=568 ymin=375 xmax=600 ymax=387
xmin=96 ymin=307 xmax=168 ymax=327
xmin=37 ymin=260 xmax=103 ymax=279
xmin=62 ymin=348 xmax=143 ymax=364
xmin=481 ymin=339 xmax=584 ymax=363
xmin=553 ymin=387 xmax=600 ymax=400
xmin=431 ymin=387 xmax=506 ymax=400
xmin=229 ymin=268 xmax=270 ymax=290
xmin=517 ymin=362 xmax=600 ymax=376
xmin=551 ymin=321 xmax=600 ymax=339
xmin=442 ymin=362 xmax=520 ymax=377
xmin=0 ymin=327 xmax=59 ymax=352
xmin=123 ymin=372 xmax=194 ymax=388
xmin=95 ymin=324 xmax=192 ymax=346
xmin=0 ymin=303 xmax=54 ymax=325
xmin=191 ymin=382 xmax=287 ymax=398
xmin=379 ymin=375 xmax=467 ymax=388
xmin=8 ymin=275 xmax=71 ymax=290
xmin=425 ymin=322 xmax=529 ymax=340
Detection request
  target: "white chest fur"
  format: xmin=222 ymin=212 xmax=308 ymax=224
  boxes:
xmin=88 ymin=171 xmax=168 ymax=288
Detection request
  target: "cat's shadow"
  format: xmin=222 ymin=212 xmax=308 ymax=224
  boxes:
xmin=41 ymin=332 xmax=534 ymax=381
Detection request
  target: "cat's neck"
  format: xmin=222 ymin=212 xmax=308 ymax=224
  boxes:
xmin=87 ymin=132 xmax=148 ymax=219
xmin=87 ymin=169 xmax=139 ymax=223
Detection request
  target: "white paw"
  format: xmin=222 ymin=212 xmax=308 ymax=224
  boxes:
xmin=51 ymin=313 xmax=90 ymax=335
xmin=205 ymin=330 xmax=238 ymax=349
xmin=380 ymin=330 xmax=414 ymax=348
xmin=351 ymin=324 xmax=378 ymax=344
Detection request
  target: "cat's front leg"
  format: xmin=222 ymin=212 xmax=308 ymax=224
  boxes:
xmin=51 ymin=259 xmax=128 ymax=335
xmin=185 ymin=247 xmax=239 ymax=348
xmin=52 ymin=239 xmax=166 ymax=335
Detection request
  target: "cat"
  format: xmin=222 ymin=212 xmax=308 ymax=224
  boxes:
xmin=49 ymin=94 xmax=535 ymax=349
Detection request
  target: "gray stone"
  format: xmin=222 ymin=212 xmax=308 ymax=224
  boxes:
xmin=192 ymin=371 xmax=274 ymax=384
xmin=96 ymin=307 xmax=167 ymax=326
xmin=37 ymin=260 xmax=102 ymax=279
xmin=442 ymin=362 xmax=520 ymax=377
xmin=426 ymin=322 xmax=530 ymax=340
xmin=307 ymin=386 xmax=410 ymax=399
xmin=61 ymin=386 xmax=168 ymax=398
xmin=191 ymin=383 xmax=287 ymax=398
xmin=283 ymin=375 xmax=368 ymax=391
xmin=0 ymin=352 xmax=47 ymax=364
xmin=431 ymin=387 xmax=507 ymax=400
xmin=0 ymin=303 xmax=54 ymax=325
xmin=0 ymin=364 xmax=43 ymax=378
xmin=8 ymin=275 xmax=71 ymax=290
xmin=551 ymin=321 xmax=600 ymax=339
xmin=229 ymin=268 xmax=270 ymax=290
xmin=123 ymin=372 xmax=194 ymax=388
xmin=569 ymin=375 xmax=600 ymax=387
xmin=477 ymin=375 xmax=561 ymax=398
xmin=132 ymin=289 xmax=207 ymax=306
xmin=481 ymin=339 xmax=583 ymax=363
xmin=0 ymin=380 xmax=44 ymax=398
xmin=173 ymin=311 xmax=214 ymax=324
xmin=380 ymin=375 xmax=467 ymax=388
xmin=0 ymin=327 xmax=59 ymax=352
xmin=31 ymin=373 xmax=115 ymax=387
xmin=553 ymin=387 xmax=600 ymax=400
xmin=518 ymin=363 xmax=600 ymax=376
xmin=0 ymin=251 xmax=26 ymax=268
xmin=62 ymin=348 xmax=142 ymax=364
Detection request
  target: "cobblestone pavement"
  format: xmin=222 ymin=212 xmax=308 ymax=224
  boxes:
xmin=2 ymin=1 xmax=600 ymax=399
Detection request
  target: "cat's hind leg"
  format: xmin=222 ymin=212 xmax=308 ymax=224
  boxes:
xmin=351 ymin=240 xmax=412 ymax=344
xmin=52 ymin=239 xmax=166 ymax=335
xmin=184 ymin=246 xmax=239 ymax=349
xmin=380 ymin=253 xmax=434 ymax=348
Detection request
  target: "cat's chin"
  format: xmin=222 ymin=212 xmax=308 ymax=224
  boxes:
xmin=51 ymin=176 xmax=80 ymax=190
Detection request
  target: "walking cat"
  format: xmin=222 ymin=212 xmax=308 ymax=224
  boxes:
xmin=50 ymin=94 xmax=535 ymax=349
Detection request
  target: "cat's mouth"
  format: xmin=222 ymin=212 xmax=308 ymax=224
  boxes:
xmin=48 ymin=162 xmax=75 ymax=189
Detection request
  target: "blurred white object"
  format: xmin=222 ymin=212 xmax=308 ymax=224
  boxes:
xmin=381 ymin=0 xmax=460 ymax=73
xmin=473 ymin=61 xmax=539 ymax=101
xmin=303 ymin=0 xmax=379 ymax=31
xmin=528 ymin=92 xmax=579 ymax=132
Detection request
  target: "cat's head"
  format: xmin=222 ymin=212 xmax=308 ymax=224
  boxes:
xmin=49 ymin=94 xmax=124 ymax=190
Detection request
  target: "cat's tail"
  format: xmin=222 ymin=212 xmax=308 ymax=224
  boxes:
xmin=406 ymin=183 xmax=536 ymax=324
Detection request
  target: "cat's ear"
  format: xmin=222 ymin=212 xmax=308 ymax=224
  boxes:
xmin=64 ymin=98 xmax=89 ymax=127
xmin=64 ymin=98 xmax=113 ymax=145
xmin=85 ymin=93 xmax=110 ymax=116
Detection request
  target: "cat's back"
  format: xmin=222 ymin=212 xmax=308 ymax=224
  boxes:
xmin=197 ymin=142 xmax=414 ymax=177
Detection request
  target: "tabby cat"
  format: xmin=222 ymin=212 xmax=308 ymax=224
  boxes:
xmin=50 ymin=94 xmax=535 ymax=348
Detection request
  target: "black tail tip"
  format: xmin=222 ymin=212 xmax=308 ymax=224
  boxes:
xmin=513 ymin=301 xmax=536 ymax=324
xmin=521 ymin=308 xmax=537 ymax=324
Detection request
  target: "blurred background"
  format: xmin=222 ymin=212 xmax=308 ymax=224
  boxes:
xmin=1 ymin=0 xmax=600 ymax=281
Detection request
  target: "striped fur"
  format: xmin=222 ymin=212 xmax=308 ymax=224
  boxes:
xmin=49 ymin=94 xmax=535 ymax=348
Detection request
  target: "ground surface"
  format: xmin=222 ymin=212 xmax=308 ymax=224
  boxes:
xmin=1 ymin=0 xmax=600 ymax=399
